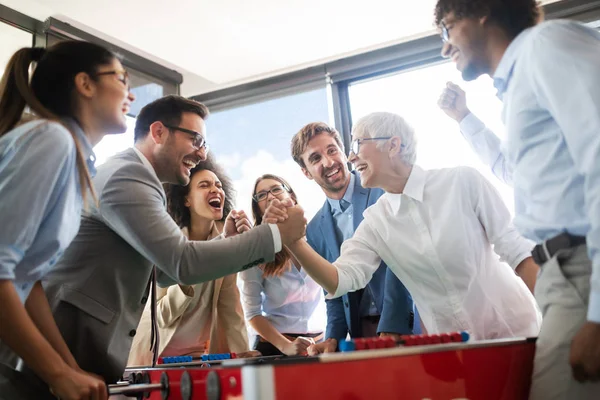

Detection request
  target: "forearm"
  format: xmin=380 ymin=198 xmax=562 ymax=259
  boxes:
xmin=249 ymin=316 xmax=290 ymax=351
xmin=161 ymin=225 xmax=276 ymax=286
xmin=0 ymin=280 xmax=69 ymax=384
xmin=24 ymin=281 xmax=78 ymax=369
xmin=515 ymin=257 xmax=539 ymax=294
xmin=287 ymin=240 xmax=339 ymax=294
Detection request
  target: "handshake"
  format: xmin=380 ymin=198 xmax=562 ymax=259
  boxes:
xmin=264 ymin=198 xmax=307 ymax=246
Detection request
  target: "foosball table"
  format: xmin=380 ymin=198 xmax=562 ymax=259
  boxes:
xmin=112 ymin=332 xmax=536 ymax=400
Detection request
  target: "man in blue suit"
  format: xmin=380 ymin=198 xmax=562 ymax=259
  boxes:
xmin=290 ymin=122 xmax=419 ymax=352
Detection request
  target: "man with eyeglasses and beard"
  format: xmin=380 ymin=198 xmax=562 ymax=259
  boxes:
xmin=11 ymin=95 xmax=307 ymax=398
xmin=434 ymin=0 xmax=600 ymax=397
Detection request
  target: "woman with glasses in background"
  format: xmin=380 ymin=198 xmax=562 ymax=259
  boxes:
xmin=0 ymin=41 xmax=134 ymax=400
xmin=127 ymin=155 xmax=250 ymax=366
xmin=239 ymin=174 xmax=326 ymax=356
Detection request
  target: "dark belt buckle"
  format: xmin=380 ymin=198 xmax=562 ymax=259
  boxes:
xmin=532 ymin=233 xmax=585 ymax=265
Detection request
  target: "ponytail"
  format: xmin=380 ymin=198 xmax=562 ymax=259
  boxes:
xmin=0 ymin=43 xmax=115 ymax=204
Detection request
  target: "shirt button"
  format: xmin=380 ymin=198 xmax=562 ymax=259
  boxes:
xmin=371 ymin=302 xmax=375 ymax=306
xmin=141 ymin=296 xmax=148 ymax=305
xmin=129 ymin=329 xmax=136 ymax=337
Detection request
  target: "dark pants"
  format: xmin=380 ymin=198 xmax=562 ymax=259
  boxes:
xmin=0 ymin=363 xmax=53 ymax=400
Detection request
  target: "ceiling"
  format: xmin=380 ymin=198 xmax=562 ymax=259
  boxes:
xmin=5 ymin=0 xmax=558 ymax=96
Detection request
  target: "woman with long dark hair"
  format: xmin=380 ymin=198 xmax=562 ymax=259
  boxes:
xmin=240 ymin=174 xmax=325 ymax=356
xmin=0 ymin=41 xmax=134 ymax=400
xmin=128 ymin=155 xmax=250 ymax=366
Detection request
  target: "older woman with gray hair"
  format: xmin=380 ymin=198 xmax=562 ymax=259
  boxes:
xmin=278 ymin=111 xmax=542 ymax=343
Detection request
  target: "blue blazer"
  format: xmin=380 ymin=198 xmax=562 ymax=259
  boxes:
xmin=306 ymin=172 xmax=419 ymax=343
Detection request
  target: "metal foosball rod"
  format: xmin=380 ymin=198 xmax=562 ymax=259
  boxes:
xmin=109 ymin=370 xmax=196 ymax=400
xmin=108 ymin=382 xmax=163 ymax=396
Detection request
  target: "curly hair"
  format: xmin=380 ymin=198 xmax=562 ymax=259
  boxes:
xmin=251 ymin=174 xmax=298 ymax=277
xmin=165 ymin=153 xmax=235 ymax=228
xmin=434 ymin=0 xmax=541 ymax=39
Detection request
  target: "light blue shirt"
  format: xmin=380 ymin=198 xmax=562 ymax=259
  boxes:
xmin=491 ymin=20 xmax=600 ymax=323
xmin=239 ymin=263 xmax=326 ymax=334
xmin=327 ymin=173 xmax=378 ymax=317
xmin=459 ymin=113 xmax=513 ymax=185
xmin=0 ymin=119 xmax=95 ymax=303
xmin=327 ymin=172 xmax=356 ymax=245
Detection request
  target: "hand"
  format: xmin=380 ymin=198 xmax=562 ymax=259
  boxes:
xmin=438 ymin=82 xmax=470 ymax=122
xmin=263 ymin=198 xmax=294 ymax=224
xmin=49 ymin=367 xmax=107 ymax=400
xmin=224 ymin=210 xmax=253 ymax=238
xmin=277 ymin=205 xmax=307 ymax=246
xmin=307 ymin=338 xmax=337 ymax=356
xmin=379 ymin=332 xmax=402 ymax=341
xmin=235 ymin=350 xmax=262 ymax=359
xmin=570 ymin=321 xmax=600 ymax=382
xmin=280 ymin=336 xmax=315 ymax=356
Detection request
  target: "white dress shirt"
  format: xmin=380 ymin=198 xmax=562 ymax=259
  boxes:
xmin=330 ymin=165 xmax=541 ymax=339
xmin=240 ymin=264 xmax=326 ymax=334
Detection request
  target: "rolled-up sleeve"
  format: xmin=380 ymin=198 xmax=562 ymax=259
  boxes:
xmin=463 ymin=167 xmax=533 ymax=269
xmin=239 ymin=267 xmax=264 ymax=320
xmin=0 ymin=123 xmax=73 ymax=280
xmin=329 ymin=219 xmax=382 ymax=299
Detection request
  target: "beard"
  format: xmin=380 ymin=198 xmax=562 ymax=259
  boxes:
xmin=318 ymin=164 xmax=349 ymax=193
xmin=461 ymin=62 xmax=482 ymax=81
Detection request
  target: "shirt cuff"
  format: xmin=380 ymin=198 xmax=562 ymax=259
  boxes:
xmin=459 ymin=112 xmax=486 ymax=137
xmin=324 ymin=266 xmax=348 ymax=300
xmin=0 ymin=245 xmax=23 ymax=280
xmin=587 ymin=290 xmax=600 ymax=323
xmin=268 ymin=224 xmax=282 ymax=253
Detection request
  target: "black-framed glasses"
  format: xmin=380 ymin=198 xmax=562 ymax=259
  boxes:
xmin=253 ymin=184 xmax=289 ymax=202
xmin=350 ymin=137 xmax=394 ymax=155
xmin=163 ymin=124 xmax=209 ymax=152
xmin=95 ymin=69 xmax=130 ymax=89
xmin=440 ymin=21 xmax=450 ymax=43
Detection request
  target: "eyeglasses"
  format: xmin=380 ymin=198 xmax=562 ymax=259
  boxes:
xmin=350 ymin=137 xmax=395 ymax=155
xmin=163 ymin=124 xmax=209 ymax=152
xmin=440 ymin=21 xmax=450 ymax=43
xmin=95 ymin=69 xmax=130 ymax=89
xmin=253 ymin=184 xmax=289 ymax=202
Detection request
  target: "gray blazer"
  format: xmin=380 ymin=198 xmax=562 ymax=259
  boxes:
xmin=38 ymin=148 xmax=276 ymax=383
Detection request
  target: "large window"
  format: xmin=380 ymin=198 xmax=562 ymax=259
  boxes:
xmin=349 ymin=61 xmax=513 ymax=213
xmin=93 ymin=116 xmax=136 ymax=166
xmin=0 ymin=21 xmax=32 ymax=75
xmin=206 ymin=87 xmax=331 ymax=220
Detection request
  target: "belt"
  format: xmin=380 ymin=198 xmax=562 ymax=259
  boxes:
xmin=532 ymin=233 xmax=586 ymax=265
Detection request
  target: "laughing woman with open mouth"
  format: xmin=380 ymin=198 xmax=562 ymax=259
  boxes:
xmin=127 ymin=154 xmax=250 ymax=366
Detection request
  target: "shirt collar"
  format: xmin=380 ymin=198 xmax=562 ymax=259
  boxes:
xmin=327 ymin=172 xmax=355 ymax=213
xmin=492 ymin=28 xmax=532 ymax=101
xmin=62 ymin=118 xmax=97 ymax=177
xmin=132 ymin=146 xmax=160 ymax=182
xmin=388 ymin=165 xmax=426 ymax=214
